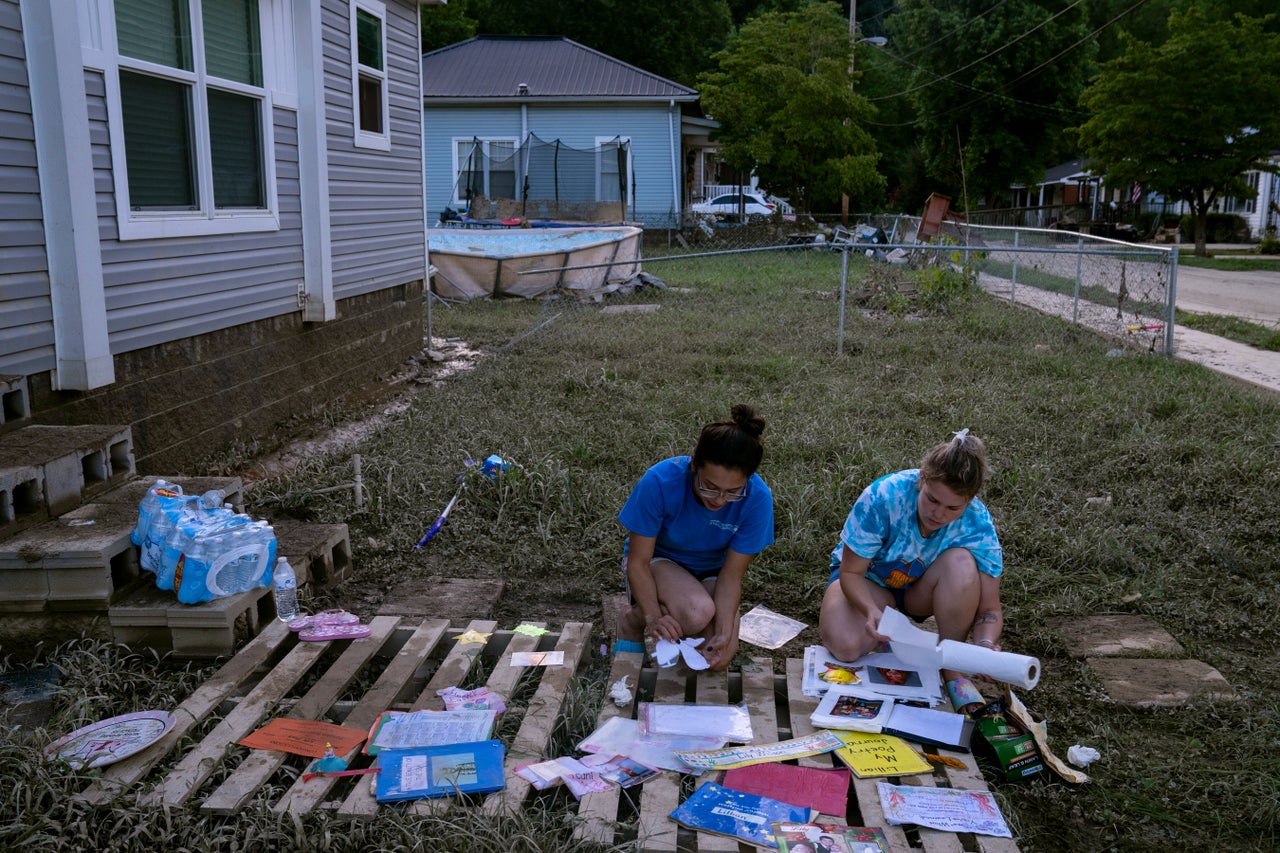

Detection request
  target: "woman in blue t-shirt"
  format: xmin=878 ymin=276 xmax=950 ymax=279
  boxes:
xmin=819 ymin=430 xmax=1004 ymax=711
xmin=615 ymin=404 xmax=775 ymax=670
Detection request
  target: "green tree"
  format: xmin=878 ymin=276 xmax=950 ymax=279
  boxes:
xmin=421 ymin=0 xmax=478 ymax=53
xmin=463 ymin=0 xmax=733 ymax=86
xmin=887 ymin=0 xmax=1092 ymax=208
xmin=697 ymin=1 xmax=885 ymax=212
xmin=1075 ymin=7 xmax=1280 ymax=255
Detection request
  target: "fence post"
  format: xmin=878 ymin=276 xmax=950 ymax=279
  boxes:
xmin=1010 ymin=230 xmax=1020 ymax=302
xmin=1165 ymin=237 xmax=1180 ymax=356
xmin=1072 ymin=235 xmax=1084 ymax=324
xmin=838 ymin=246 xmax=849 ymax=357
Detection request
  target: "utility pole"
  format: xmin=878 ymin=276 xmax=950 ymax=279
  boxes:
xmin=843 ymin=0 xmax=856 ymax=226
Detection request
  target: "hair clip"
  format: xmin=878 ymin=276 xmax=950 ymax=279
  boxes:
xmin=951 ymin=428 xmax=970 ymax=445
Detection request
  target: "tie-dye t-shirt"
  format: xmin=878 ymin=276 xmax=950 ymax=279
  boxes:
xmin=829 ymin=469 xmax=1002 ymax=589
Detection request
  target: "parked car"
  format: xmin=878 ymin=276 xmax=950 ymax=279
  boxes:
xmin=690 ymin=192 xmax=777 ymax=222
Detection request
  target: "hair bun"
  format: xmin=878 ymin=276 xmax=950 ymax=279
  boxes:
xmin=730 ymin=403 xmax=766 ymax=438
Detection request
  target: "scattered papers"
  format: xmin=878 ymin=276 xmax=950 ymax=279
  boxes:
xmin=811 ymin=686 xmax=896 ymax=733
xmin=640 ymin=702 xmax=754 ymax=742
xmin=578 ymin=716 xmax=723 ymax=772
xmin=803 ymin=645 xmax=942 ymax=704
xmin=239 ymin=718 xmax=367 ymax=758
xmin=738 ymin=604 xmax=807 ymax=650
xmin=722 ymin=763 xmax=850 ymax=817
xmin=454 ymin=629 xmax=492 ymax=645
xmin=513 ymin=755 xmax=609 ymax=797
xmin=436 ymin=685 xmax=506 ymax=712
xmin=674 ymin=731 xmax=843 ymax=771
xmin=878 ymin=781 xmax=1012 ymax=837
xmin=655 ymin=637 xmax=710 ymax=670
xmin=512 ymin=624 xmax=549 ymax=637
xmin=669 ymin=781 xmax=814 ymax=849
xmin=579 ymin=752 xmax=662 ymax=788
xmin=510 ymin=650 xmax=564 ymax=667
xmin=880 ymin=607 xmax=1041 ymax=689
xmin=831 ymin=730 xmax=933 ymax=778
xmin=364 ymin=709 xmax=496 ymax=755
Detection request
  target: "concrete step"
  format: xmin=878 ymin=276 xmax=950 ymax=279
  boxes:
xmin=272 ymin=519 xmax=352 ymax=586
xmin=0 ymin=423 xmax=135 ymax=539
xmin=0 ymin=375 xmax=32 ymax=433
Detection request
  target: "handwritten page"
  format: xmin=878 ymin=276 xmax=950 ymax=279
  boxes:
xmin=878 ymin=781 xmax=1013 ymax=837
xmin=832 ymin=730 xmax=932 ymax=778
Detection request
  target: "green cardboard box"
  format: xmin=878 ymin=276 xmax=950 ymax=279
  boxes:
xmin=974 ymin=700 xmax=1046 ymax=782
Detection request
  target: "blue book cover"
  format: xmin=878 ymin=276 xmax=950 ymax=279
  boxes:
xmin=669 ymin=781 xmax=814 ymax=849
xmin=374 ymin=739 xmax=505 ymax=802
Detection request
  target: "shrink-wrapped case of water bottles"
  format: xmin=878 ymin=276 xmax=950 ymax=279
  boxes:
xmin=132 ymin=480 xmax=278 ymax=604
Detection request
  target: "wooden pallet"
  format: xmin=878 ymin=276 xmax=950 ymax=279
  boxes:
xmin=72 ymin=628 xmax=1019 ymax=851
xmin=75 ymin=618 xmax=592 ymax=815
xmin=576 ymin=655 xmax=1021 ymax=853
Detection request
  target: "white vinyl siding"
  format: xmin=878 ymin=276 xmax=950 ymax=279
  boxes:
xmin=0 ymin=0 xmax=54 ymax=375
xmin=323 ymin=0 xmax=424 ymax=298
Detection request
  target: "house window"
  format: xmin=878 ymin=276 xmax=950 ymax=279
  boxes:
xmin=108 ymin=0 xmax=276 ymax=238
xmin=351 ymin=0 xmax=390 ymax=151
xmin=596 ymin=136 xmax=630 ymax=205
xmin=453 ymin=138 xmax=517 ymax=204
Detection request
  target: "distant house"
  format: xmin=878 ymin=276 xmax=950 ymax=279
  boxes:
xmin=2 ymin=0 xmax=439 ymax=470
xmin=420 ymin=35 xmax=703 ymax=229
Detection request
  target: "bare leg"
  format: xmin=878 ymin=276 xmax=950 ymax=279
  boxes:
xmin=618 ymin=559 xmax=715 ymax=642
xmin=819 ymin=575 xmax=895 ymax=661
xmin=903 ymin=548 xmax=982 ymax=684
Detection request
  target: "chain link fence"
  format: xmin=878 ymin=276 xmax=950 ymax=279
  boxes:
xmin=426 ymin=216 xmax=1177 ymax=357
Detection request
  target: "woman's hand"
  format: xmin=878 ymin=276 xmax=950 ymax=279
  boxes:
xmin=701 ymin=632 xmax=738 ymax=671
xmin=864 ymin=605 xmax=891 ymax=648
xmin=644 ymin=612 xmax=683 ymax=644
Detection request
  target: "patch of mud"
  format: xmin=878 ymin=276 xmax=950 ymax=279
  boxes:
xmin=241 ymin=337 xmax=481 ymax=487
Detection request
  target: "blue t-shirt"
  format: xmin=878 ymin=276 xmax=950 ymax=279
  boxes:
xmin=619 ymin=456 xmax=775 ymax=577
xmin=829 ymin=469 xmax=1002 ymax=589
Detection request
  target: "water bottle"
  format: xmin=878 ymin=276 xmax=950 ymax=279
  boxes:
xmin=133 ymin=480 xmax=180 ymax=547
xmin=273 ymin=557 xmax=300 ymax=623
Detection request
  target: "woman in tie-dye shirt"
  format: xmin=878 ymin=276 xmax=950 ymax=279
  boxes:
xmin=818 ymin=430 xmax=1004 ymax=711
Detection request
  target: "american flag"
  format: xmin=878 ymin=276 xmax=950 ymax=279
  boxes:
xmin=1131 ymin=182 xmax=1142 ymax=204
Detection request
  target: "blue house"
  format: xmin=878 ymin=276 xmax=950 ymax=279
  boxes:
xmin=1 ymin=0 xmax=438 ymax=470
xmin=421 ymin=36 xmax=701 ymax=230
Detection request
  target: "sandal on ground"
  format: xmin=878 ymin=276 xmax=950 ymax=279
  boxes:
xmin=945 ymin=676 xmax=985 ymax=713
xmin=298 ymin=621 xmax=372 ymax=642
xmin=289 ymin=609 xmax=361 ymax=632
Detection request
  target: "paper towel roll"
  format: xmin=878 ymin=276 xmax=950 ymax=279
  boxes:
xmin=936 ymin=639 xmax=1041 ymax=689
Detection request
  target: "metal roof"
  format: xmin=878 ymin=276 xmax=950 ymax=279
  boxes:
xmin=421 ymin=36 xmax=698 ymax=101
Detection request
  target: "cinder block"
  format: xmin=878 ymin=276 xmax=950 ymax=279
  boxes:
xmin=273 ymin=520 xmax=352 ymax=586
xmin=0 ymin=375 xmax=30 ymax=430
xmin=109 ymin=584 xmax=176 ymax=651
xmin=0 ymin=564 xmax=50 ymax=612
xmin=0 ymin=462 xmax=47 ymax=541
xmin=1 ymin=502 xmax=139 ymax=608
xmin=95 ymin=475 xmax=246 ymax=515
xmin=167 ymin=586 xmax=272 ymax=658
xmin=0 ymin=424 xmax=135 ymax=516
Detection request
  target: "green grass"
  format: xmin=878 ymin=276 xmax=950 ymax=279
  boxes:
xmin=1175 ymin=309 xmax=1280 ymax=351
xmin=1175 ymin=254 xmax=1280 ymax=272
xmin=5 ymin=248 xmax=1279 ymax=851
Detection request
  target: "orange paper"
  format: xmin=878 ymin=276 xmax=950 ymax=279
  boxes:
xmin=238 ymin=718 xmax=367 ymax=758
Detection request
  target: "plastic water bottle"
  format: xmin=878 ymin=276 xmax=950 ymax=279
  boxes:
xmin=273 ymin=557 xmax=300 ymax=623
xmin=133 ymin=480 xmax=180 ymax=547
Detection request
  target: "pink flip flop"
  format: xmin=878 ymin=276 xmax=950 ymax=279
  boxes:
xmin=289 ymin=609 xmax=361 ymax=632
xmin=298 ymin=621 xmax=372 ymax=642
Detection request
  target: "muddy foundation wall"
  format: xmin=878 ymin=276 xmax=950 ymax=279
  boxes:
xmin=25 ymin=281 xmax=424 ymax=473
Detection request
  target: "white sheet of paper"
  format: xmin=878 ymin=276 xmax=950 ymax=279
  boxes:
xmin=399 ymin=754 xmax=428 ymax=792
xmin=655 ymin=637 xmax=709 ymax=670
xmin=886 ymin=703 xmax=965 ymax=744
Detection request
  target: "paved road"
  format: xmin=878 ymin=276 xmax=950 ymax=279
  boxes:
xmin=1174 ymin=264 xmax=1280 ymax=328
